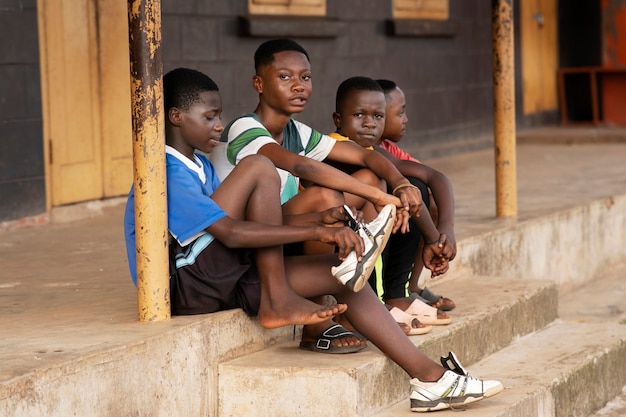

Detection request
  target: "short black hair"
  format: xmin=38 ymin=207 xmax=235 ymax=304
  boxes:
xmin=335 ymin=76 xmax=384 ymax=112
xmin=163 ymin=68 xmax=219 ymax=112
xmin=254 ymin=38 xmax=310 ymax=72
xmin=375 ymin=79 xmax=398 ymax=98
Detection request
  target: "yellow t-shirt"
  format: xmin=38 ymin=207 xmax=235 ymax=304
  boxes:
xmin=328 ymin=132 xmax=374 ymax=150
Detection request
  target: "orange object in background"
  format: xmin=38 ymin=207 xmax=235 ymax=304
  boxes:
xmin=601 ymin=0 xmax=626 ymax=125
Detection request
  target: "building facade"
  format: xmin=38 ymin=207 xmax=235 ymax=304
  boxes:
xmin=1 ymin=0 xmax=620 ymax=223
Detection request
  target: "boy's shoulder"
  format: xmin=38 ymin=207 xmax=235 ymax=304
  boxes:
xmin=222 ymin=112 xmax=272 ymax=142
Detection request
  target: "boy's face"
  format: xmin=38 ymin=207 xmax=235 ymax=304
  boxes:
xmin=175 ymin=90 xmax=224 ymax=155
xmin=333 ymin=89 xmax=386 ymax=148
xmin=253 ymin=50 xmax=312 ymax=114
xmin=381 ymin=87 xmax=407 ymax=143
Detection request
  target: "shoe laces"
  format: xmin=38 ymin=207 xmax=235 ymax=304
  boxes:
xmin=343 ymin=205 xmax=375 ymax=245
xmin=446 ymin=373 xmax=468 ymax=412
xmin=441 ymin=352 xmax=472 ymax=412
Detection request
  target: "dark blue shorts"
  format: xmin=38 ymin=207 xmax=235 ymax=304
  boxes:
xmin=169 ymin=236 xmax=261 ymax=316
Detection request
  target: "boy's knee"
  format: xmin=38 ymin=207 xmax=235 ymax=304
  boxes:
xmin=239 ymin=155 xmax=279 ymax=179
xmin=353 ymin=168 xmax=384 ymax=190
xmin=315 ymin=185 xmax=344 ymax=205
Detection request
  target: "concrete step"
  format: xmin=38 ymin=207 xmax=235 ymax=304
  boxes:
xmin=590 ymin=386 xmax=626 ymax=417
xmin=0 ymin=307 xmax=294 ymax=417
xmin=217 ymin=274 xmax=558 ymax=417
xmin=372 ymin=262 xmax=626 ymax=417
xmin=372 ymin=320 xmax=626 ymax=417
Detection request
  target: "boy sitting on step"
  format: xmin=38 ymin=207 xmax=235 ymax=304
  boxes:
xmin=124 ymin=66 xmax=502 ymax=413
xmin=210 ymin=38 xmax=436 ymax=354
xmin=376 ymin=79 xmax=457 ymax=312
xmin=328 ymin=76 xmax=456 ymax=330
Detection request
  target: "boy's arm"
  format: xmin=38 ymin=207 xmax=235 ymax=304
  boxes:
xmin=283 ymin=206 xmax=353 ymax=228
xmin=326 ymin=140 xmax=423 ymax=218
xmin=376 ymin=146 xmax=456 ymax=252
xmin=206 ymin=216 xmax=363 ymax=260
xmin=257 ymin=142 xmax=401 ymax=212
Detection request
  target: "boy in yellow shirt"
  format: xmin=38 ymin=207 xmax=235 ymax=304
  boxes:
xmin=330 ymin=76 xmax=455 ymax=329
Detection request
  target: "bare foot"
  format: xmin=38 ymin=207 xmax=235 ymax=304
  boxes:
xmin=301 ymin=319 xmax=367 ymax=348
xmin=258 ymin=291 xmax=347 ymax=329
xmin=397 ymin=319 xmax=427 ymax=335
xmin=334 ymin=314 xmax=368 ymax=340
xmin=414 ymin=289 xmax=456 ymax=311
xmin=386 ymin=297 xmax=449 ymax=320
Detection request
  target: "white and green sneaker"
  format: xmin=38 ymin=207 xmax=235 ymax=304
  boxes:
xmin=331 ymin=204 xmax=396 ymax=292
xmin=410 ymin=352 xmax=503 ymax=412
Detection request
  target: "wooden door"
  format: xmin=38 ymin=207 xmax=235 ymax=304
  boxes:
xmin=520 ymin=0 xmax=559 ymax=114
xmin=97 ymin=0 xmax=133 ymax=197
xmin=38 ymin=0 xmax=132 ymax=208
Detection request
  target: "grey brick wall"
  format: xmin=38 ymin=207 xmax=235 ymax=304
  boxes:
xmin=160 ymin=0 xmax=497 ymax=160
xmin=0 ymin=0 xmax=45 ymax=221
xmin=0 ymin=0 xmax=562 ymax=222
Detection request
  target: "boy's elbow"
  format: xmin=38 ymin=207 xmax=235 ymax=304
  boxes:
xmin=292 ymin=160 xmax=319 ymax=178
xmin=209 ymin=219 xmax=242 ymax=248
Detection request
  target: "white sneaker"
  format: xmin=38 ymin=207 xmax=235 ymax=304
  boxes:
xmin=409 ymin=352 xmax=503 ymax=412
xmin=331 ymin=204 xmax=396 ymax=292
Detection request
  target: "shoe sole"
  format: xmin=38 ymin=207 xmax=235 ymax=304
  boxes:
xmin=410 ymin=382 xmax=503 ymax=412
xmin=333 ymin=207 xmax=395 ymax=292
xmin=410 ymin=393 xmax=485 ymax=412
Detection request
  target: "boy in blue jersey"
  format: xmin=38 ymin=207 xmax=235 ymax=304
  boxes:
xmin=124 ymin=67 xmax=502 ymax=413
xmin=124 ymin=68 xmax=368 ymax=328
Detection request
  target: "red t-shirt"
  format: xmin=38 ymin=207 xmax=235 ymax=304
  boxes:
xmin=379 ymin=139 xmax=420 ymax=163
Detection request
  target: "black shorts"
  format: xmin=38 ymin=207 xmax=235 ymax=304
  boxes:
xmin=169 ymin=236 xmax=261 ymax=316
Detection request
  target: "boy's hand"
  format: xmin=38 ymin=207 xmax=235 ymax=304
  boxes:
xmin=436 ymin=233 xmax=457 ymax=261
xmin=374 ymin=193 xmax=411 ymax=233
xmin=395 ymin=186 xmax=423 ymax=218
xmin=318 ymin=227 xmax=364 ymax=261
xmin=437 ymin=230 xmax=457 ymax=261
xmin=320 ymin=205 xmax=363 ymax=227
xmin=393 ymin=208 xmax=410 ymax=234
xmin=422 ymin=235 xmax=450 ymax=277
xmin=374 ymin=192 xmax=402 ymax=211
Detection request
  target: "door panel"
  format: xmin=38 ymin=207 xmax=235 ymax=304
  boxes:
xmin=38 ymin=0 xmax=132 ymax=207
xmin=521 ymin=0 xmax=558 ymax=114
xmin=40 ymin=0 xmax=103 ymax=206
xmin=97 ymin=0 xmax=133 ymax=197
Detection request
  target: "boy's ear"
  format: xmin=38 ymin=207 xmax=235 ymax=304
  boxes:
xmin=252 ymin=75 xmax=263 ymax=93
xmin=168 ymin=107 xmax=183 ymax=127
xmin=332 ymin=111 xmax=342 ymax=129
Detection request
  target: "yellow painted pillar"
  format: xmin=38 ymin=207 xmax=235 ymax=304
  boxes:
xmin=128 ymin=0 xmax=170 ymax=321
xmin=492 ymin=0 xmax=518 ymax=217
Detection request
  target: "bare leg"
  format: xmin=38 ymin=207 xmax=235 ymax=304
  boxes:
xmin=344 ymin=168 xmax=385 ymax=222
xmin=283 ymin=183 xmax=366 ymax=348
xmin=285 ymin=254 xmax=445 ymax=381
xmin=283 ymin=185 xmax=345 ymax=255
xmin=408 ymin=240 xmax=425 ymax=294
xmin=410 ymin=194 xmax=438 ymax=294
xmin=211 ymin=155 xmax=346 ymax=328
xmin=409 ymin=198 xmax=452 ymax=311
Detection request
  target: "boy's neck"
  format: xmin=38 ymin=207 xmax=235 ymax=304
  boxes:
xmin=254 ymin=106 xmax=291 ymax=143
xmin=166 ymin=140 xmax=195 ymax=161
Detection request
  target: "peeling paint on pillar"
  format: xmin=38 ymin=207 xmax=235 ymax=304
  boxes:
xmin=492 ymin=0 xmax=518 ymax=217
xmin=128 ymin=0 xmax=170 ymax=322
